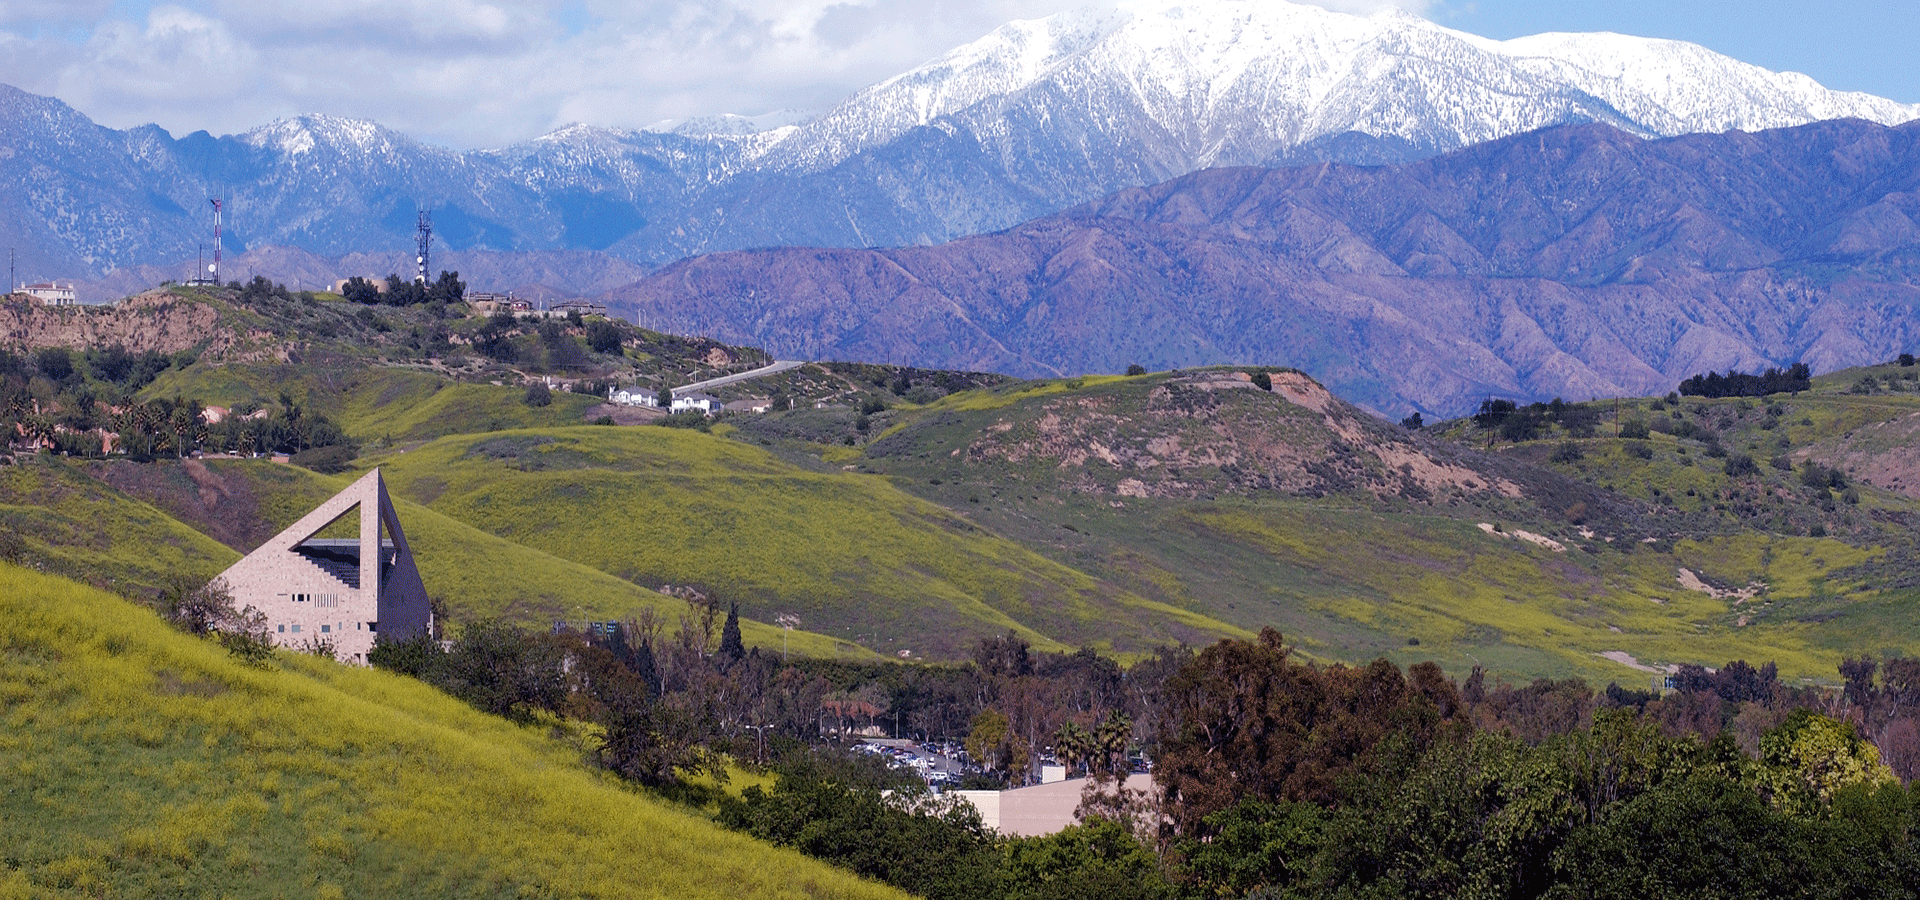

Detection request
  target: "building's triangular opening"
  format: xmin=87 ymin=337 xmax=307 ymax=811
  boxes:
xmin=377 ymin=515 xmax=398 ymax=588
xmin=287 ymin=501 xmax=397 ymax=591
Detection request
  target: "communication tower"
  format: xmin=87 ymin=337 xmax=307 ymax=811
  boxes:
xmin=415 ymin=210 xmax=432 ymax=285
xmin=210 ymin=199 xmax=223 ymax=283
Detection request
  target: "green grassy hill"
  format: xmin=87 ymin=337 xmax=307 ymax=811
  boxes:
xmin=827 ymin=365 xmax=1920 ymax=683
xmin=72 ymin=456 xmax=875 ymax=661
xmin=10 ymin=284 xmax=1920 ymax=683
xmin=0 ymin=459 xmax=239 ymax=598
xmin=0 ymin=561 xmax=909 ymax=900
xmin=364 ymin=425 xmax=1242 ymax=658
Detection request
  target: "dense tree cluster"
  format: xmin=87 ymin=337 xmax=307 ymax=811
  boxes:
xmin=1472 ymin=397 xmax=1600 ymax=443
xmin=1148 ymin=632 xmax=1918 ymax=899
xmin=341 ymin=271 xmax=464 ymax=307
xmin=1679 ymin=363 xmax=1813 ymax=398
xmin=368 ymin=605 xmax=1920 ymax=899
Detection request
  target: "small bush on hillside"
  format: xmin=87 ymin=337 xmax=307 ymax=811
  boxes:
xmin=524 ymin=382 xmax=553 ymax=407
xmin=1550 ymin=442 xmax=1584 ymax=464
xmin=655 ymin=411 xmax=711 ymax=431
xmin=167 ymin=578 xmax=273 ymax=666
xmin=1126 ymin=364 xmax=1147 ymax=376
xmin=1620 ymin=419 xmax=1651 ymax=440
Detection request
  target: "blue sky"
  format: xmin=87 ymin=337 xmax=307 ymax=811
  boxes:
xmin=0 ymin=0 xmax=1911 ymax=149
xmin=1437 ymin=0 xmax=1915 ymax=103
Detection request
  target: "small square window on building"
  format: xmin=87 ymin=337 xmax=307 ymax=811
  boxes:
xmin=277 ymin=624 xmax=285 ymax=633
xmin=292 ymin=624 xmax=301 ymax=633
xmin=321 ymin=624 xmax=330 ymax=633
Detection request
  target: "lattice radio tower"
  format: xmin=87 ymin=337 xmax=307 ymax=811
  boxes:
xmin=208 ymin=198 xmax=223 ymax=283
xmin=415 ymin=210 xmax=432 ymax=285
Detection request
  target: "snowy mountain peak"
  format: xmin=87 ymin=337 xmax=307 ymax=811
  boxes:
xmin=759 ymin=0 xmax=1920 ymax=174
xmin=243 ymin=114 xmax=412 ymax=157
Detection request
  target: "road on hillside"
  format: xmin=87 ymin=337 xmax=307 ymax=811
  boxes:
xmin=671 ymin=360 xmax=806 ymax=395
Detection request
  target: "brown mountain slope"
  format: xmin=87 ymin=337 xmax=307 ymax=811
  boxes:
xmin=607 ymin=121 xmax=1920 ymax=418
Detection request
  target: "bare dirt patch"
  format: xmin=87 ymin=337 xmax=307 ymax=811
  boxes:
xmin=1676 ymin=567 xmax=1765 ymax=602
xmin=1597 ymin=650 xmax=1671 ymax=674
xmin=1478 ymin=522 xmax=1566 ymax=552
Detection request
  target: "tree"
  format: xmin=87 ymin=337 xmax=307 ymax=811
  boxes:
xmin=1546 ymin=773 xmax=1815 ymax=899
xmin=1250 ymin=372 xmax=1272 ymax=391
xmin=1176 ymin=799 xmax=1326 ymax=900
xmin=1401 ymin=412 xmax=1424 ymax=429
xmin=524 ymin=381 xmax=553 ymax=407
xmin=718 ymin=602 xmax=746 ymax=666
xmin=428 ymin=270 xmax=465 ymax=304
xmin=586 ymin=319 xmax=623 ymax=354
xmin=1125 ymin=364 xmax=1147 ymax=376
xmin=1004 ymin=817 xmax=1172 ymax=900
xmin=1054 ymin=721 xmax=1094 ymax=776
xmin=435 ymin=618 xmax=569 ymax=720
xmin=166 ymin=577 xmax=272 ymax=666
xmin=599 ymin=695 xmax=726 ymax=787
xmin=967 ymin=708 xmax=1028 ymax=776
xmin=166 ymin=576 xmax=238 ymax=636
xmin=341 ymin=276 xmax=381 ymax=304
xmin=1756 ymin=709 xmax=1897 ymax=815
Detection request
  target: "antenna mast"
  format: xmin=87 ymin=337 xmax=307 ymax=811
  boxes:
xmin=209 ymin=199 xmax=223 ymax=283
xmin=416 ymin=210 xmax=432 ymax=285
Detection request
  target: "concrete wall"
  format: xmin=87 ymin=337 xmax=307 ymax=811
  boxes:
xmin=956 ymin=773 xmax=1156 ymax=837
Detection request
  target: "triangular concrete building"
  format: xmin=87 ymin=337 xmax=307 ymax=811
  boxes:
xmin=213 ymin=468 xmax=433 ymax=664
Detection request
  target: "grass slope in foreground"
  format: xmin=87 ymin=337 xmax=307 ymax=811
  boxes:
xmin=0 ymin=562 xmax=907 ymax=900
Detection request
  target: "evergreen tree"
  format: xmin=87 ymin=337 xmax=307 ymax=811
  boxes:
xmin=718 ymin=602 xmax=746 ymax=665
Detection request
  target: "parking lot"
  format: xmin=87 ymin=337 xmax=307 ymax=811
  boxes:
xmin=854 ymin=738 xmax=978 ymax=787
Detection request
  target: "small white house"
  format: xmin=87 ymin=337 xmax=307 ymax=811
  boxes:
xmin=671 ymin=392 xmax=722 ymax=414
xmin=608 ymin=386 xmax=660 ymax=408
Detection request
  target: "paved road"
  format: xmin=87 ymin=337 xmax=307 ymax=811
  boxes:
xmin=671 ymin=359 xmax=805 ymax=395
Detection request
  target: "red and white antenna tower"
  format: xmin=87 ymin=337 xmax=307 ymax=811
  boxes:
xmin=209 ymin=198 xmax=223 ymax=283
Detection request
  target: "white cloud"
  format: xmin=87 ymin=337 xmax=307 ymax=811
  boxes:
xmin=53 ymin=6 xmax=265 ymax=122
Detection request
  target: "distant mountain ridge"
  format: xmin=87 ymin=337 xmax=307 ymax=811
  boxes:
xmin=3 ymin=0 xmax=1915 ymax=283
xmin=605 ymin=119 xmax=1920 ymax=417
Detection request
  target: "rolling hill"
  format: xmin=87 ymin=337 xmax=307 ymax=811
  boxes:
xmin=0 ymin=560 xmax=910 ymax=899
xmin=7 ymin=285 xmax=1920 ymax=684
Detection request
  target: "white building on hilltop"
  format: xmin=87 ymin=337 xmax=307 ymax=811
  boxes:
xmin=20 ymin=282 xmax=76 ymax=305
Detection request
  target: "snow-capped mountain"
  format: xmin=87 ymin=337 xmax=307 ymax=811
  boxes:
xmin=2 ymin=0 xmax=1916 ymax=282
xmin=754 ymin=0 xmax=1917 ymax=172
